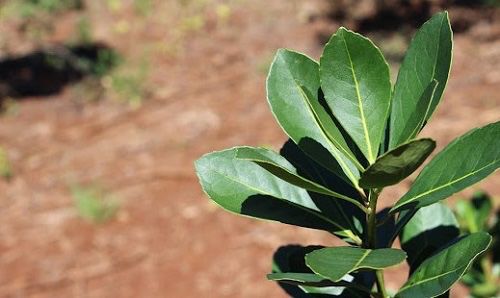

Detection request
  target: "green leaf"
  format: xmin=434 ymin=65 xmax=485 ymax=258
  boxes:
xmin=390 ymin=12 xmax=452 ymax=149
xmin=267 ymin=272 xmax=375 ymax=296
xmin=267 ymin=49 xmax=360 ymax=187
xmin=304 ymin=86 xmax=366 ymax=171
xmin=267 ymin=273 xmax=336 ymax=287
xmin=400 ymin=203 xmax=459 ymax=271
xmin=305 ymin=247 xmax=406 ymax=282
xmin=391 ymin=122 xmax=500 ymax=213
xmin=195 ymin=148 xmax=362 ymax=241
xmin=396 ymin=232 xmax=492 ymax=298
xmin=392 ymin=80 xmax=439 ymax=146
xmin=280 ymin=140 xmax=365 ymax=244
xmin=271 ymin=245 xmax=365 ymax=297
xmin=320 ymin=27 xmax=391 ymax=163
xmin=236 ymin=146 xmax=366 ymax=211
xmin=359 ymin=138 xmax=436 ymax=188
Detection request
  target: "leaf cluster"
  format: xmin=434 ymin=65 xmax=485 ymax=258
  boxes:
xmin=195 ymin=11 xmax=499 ymax=298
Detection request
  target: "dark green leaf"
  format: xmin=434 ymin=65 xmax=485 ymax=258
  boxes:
xmin=236 ymin=146 xmax=366 ymax=211
xmin=271 ymin=245 xmax=370 ymax=297
xmin=359 ymin=138 xmax=436 ymax=188
xmin=376 ymin=208 xmax=396 ymax=248
xmin=279 ymin=140 xmax=366 ymax=243
xmin=195 ymin=148 xmax=362 ymax=241
xmin=390 ymin=12 xmax=452 ymax=148
xmin=391 ymin=122 xmax=500 ymax=213
xmin=396 ymin=232 xmax=492 ymax=298
xmin=400 ymin=203 xmax=459 ymax=272
xmin=267 ymin=272 xmax=331 ymax=286
xmin=393 ymin=80 xmax=439 ymax=146
xmin=267 ymin=49 xmax=360 ymax=187
xmin=320 ymin=27 xmax=391 ymax=164
xmin=303 ymin=86 xmax=365 ymax=171
xmin=267 ymin=273 xmax=375 ymax=296
xmin=306 ymin=247 xmax=406 ymax=282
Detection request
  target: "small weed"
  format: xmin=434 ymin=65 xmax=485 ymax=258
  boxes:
xmin=134 ymin=0 xmax=152 ymax=16
xmin=0 ymin=146 xmax=12 ymax=180
xmin=75 ymin=47 xmax=122 ymax=78
xmin=1 ymin=98 xmax=20 ymax=116
xmin=106 ymin=0 xmax=123 ymax=13
xmin=215 ymin=4 xmax=231 ymax=23
xmin=180 ymin=14 xmax=205 ymax=32
xmin=100 ymin=56 xmax=149 ymax=108
xmin=71 ymin=184 xmax=118 ymax=224
xmin=4 ymin=0 xmax=83 ymax=18
xmin=75 ymin=16 xmax=93 ymax=45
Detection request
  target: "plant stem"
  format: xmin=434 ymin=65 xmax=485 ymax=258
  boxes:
xmin=375 ymin=271 xmax=388 ymax=298
xmin=366 ymin=190 xmax=378 ymax=248
xmin=365 ymin=189 xmax=389 ymax=298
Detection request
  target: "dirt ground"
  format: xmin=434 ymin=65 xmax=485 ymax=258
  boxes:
xmin=0 ymin=1 xmax=499 ymax=297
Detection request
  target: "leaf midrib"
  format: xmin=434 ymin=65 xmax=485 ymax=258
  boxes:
xmin=340 ymin=31 xmax=374 ymax=163
xmin=273 ymin=53 xmax=360 ymax=188
xmin=294 ymin=83 xmax=359 ymax=187
xmin=353 ymin=249 xmax=371 ymax=268
xmin=239 ymin=154 xmax=365 ymax=210
xmin=399 ymin=234 xmax=489 ymax=295
xmin=300 ymin=86 xmax=364 ymax=171
xmin=399 ymin=266 xmax=463 ymax=293
xmin=395 ymin=159 xmax=499 ymax=210
xmin=205 ymin=163 xmax=360 ymax=242
xmin=292 ymin=147 xmax=362 ymax=241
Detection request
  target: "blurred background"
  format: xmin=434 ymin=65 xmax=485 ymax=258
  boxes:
xmin=0 ymin=0 xmax=498 ymax=297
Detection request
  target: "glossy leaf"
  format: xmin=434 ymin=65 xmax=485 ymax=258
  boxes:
xmin=267 ymin=49 xmax=360 ymax=187
xmin=320 ymin=27 xmax=391 ymax=163
xmin=391 ymin=122 xmax=500 ymax=213
xmin=303 ymin=86 xmax=365 ymax=171
xmin=195 ymin=148 xmax=361 ymax=241
xmin=271 ymin=245 xmax=368 ymax=297
xmin=236 ymin=146 xmax=366 ymax=211
xmin=267 ymin=273 xmax=375 ymax=296
xmin=396 ymin=232 xmax=492 ymax=298
xmin=400 ymin=203 xmax=459 ymax=272
xmin=280 ymin=140 xmax=365 ymax=244
xmin=359 ymin=138 xmax=436 ymax=188
xmin=306 ymin=247 xmax=406 ymax=282
xmin=267 ymin=272 xmax=332 ymax=286
xmin=393 ymin=80 xmax=439 ymax=146
xmin=390 ymin=12 xmax=452 ymax=148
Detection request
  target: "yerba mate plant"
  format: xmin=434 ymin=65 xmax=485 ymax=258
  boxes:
xmin=195 ymin=12 xmax=499 ymax=298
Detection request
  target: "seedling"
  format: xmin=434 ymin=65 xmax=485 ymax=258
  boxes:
xmin=0 ymin=146 xmax=12 ymax=179
xmin=71 ymin=184 xmax=118 ymax=224
xmin=195 ymin=12 xmax=499 ymax=297
xmin=104 ymin=58 xmax=148 ymax=108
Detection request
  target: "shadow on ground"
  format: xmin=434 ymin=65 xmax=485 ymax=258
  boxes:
xmin=0 ymin=43 xmax=118 ymax=99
